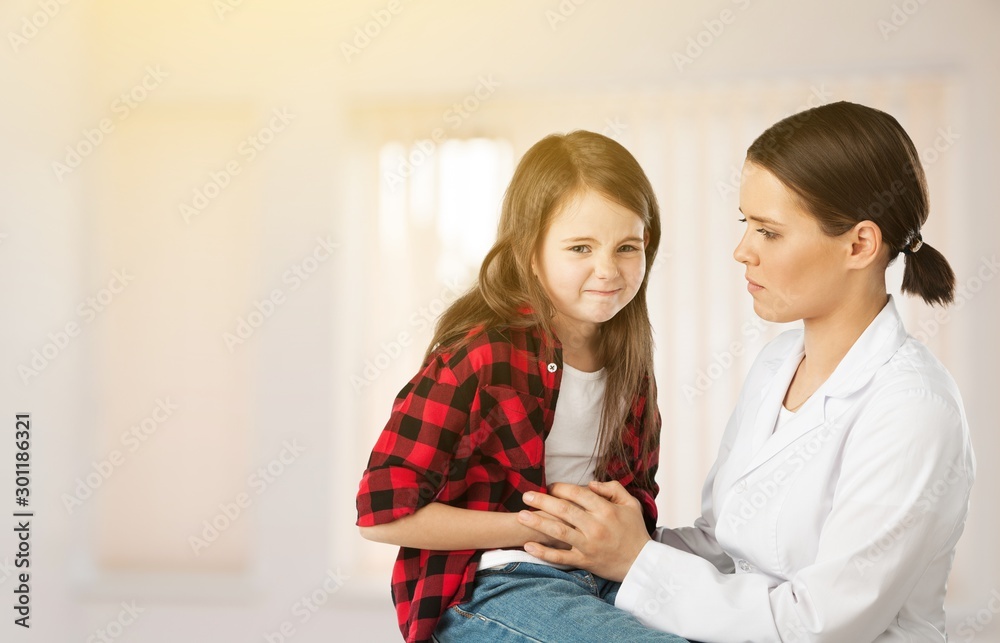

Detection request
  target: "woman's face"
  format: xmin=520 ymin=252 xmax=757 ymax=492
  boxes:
xmin=734 ymin=162 xmax=850 ymax=324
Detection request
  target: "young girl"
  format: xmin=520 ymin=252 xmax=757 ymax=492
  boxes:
xmin=521 ymin=102 xmax=976 ymax=642
xmin=356 ymin=131 xmax=686 ymax=643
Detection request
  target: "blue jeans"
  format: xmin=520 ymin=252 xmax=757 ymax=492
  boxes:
xmin=432 ymin=562 xmax=689 ymax=643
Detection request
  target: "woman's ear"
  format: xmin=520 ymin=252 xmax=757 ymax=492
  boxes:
xmin=847 ymin=220 xmax=883 ymax=269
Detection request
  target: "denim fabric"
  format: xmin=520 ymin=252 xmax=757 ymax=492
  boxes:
xmin=432 ymin=562 xmax=689 ymax=643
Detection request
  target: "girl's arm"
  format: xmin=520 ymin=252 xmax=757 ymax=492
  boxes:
xmin=360 ymin=502 xmax=565 ymax=550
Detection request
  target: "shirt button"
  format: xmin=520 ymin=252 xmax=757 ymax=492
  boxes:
xmin=547 ymin=363 xmax=558 ymax=373
xmin=738 ymin=559 xmax=751 ymax=573
xmin=735 ymin=479 xmax=747 ymax=493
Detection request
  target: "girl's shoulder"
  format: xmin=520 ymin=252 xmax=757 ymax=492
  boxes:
xmin=428 ymin=324 xmax=546 ymax=378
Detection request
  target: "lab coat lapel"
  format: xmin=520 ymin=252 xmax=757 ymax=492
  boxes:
xmin=744 ymin=395 xmax=826 ymax=473
xmin=745 ymin=338 xmax=804 ymax=467
xmin=740 ymin=297 xmax=908 ymax=476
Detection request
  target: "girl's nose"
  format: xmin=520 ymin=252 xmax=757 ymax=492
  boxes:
xmin=594 ymin=253 xmax=620 ymax=279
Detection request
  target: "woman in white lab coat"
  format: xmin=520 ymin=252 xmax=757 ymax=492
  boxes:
xmin=518 ymin=101 xmax=976 ymax=642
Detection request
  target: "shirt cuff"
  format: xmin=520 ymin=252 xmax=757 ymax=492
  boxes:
xmin=614 ymin=540 xmax=672 ymax=620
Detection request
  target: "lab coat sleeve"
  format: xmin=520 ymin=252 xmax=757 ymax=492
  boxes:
xmin=614 ymin=387 xmax=974 ymax=643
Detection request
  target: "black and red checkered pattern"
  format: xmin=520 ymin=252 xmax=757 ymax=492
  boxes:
xmin=357 ymin=325 xmax=660 ymax=643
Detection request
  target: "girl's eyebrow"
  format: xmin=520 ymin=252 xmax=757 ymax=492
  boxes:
xmin=562 ymin=236 xmax=646 ymax=244
xmin=738 ymin=207 xmax=784 ymax=227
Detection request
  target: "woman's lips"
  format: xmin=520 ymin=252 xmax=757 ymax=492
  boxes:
xmin=746 ymin=278 xmax=764 ymax=293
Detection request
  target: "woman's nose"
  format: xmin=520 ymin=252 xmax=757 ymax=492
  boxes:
xmin=733 ymin=233 xmax=754 ymax=265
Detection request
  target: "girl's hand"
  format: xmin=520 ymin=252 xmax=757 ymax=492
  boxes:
xmin=517 ymin=480 xmax=651 ymax=582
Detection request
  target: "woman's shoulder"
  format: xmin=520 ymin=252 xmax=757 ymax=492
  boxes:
xmin=874 ymin=336 xmax=966 ymax=414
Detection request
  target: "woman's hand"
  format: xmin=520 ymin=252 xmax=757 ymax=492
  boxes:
xmin=517 ymin=480 xmax=651 ymax=582
xmin=516 ymin=509 xmax=572 ymax=550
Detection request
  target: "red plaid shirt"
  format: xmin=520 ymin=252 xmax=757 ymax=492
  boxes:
xmin=356 ymin=325 xmax=661 ymax=643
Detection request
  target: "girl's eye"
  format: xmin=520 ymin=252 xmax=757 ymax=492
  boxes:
xmin=569 ymin=245 xmax=590 ymax=253
xmin=618 ymin=244 xmax=640 ymax=253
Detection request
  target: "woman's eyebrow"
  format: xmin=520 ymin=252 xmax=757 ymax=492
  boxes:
xmin=738 ymin=208 xmax=784 ymax=227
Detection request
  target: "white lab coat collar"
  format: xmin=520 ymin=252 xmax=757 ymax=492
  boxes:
xmin=743 ymin=296 xmax=908 ymax=473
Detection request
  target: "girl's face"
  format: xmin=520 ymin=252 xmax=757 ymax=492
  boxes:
xmin=734 ymin=162 xmax=849 ymax=324
xmin=532 ymin=189 xmax=648 ymax=340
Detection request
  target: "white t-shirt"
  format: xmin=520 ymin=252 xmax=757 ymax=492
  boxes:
xmin=478 ymin=363 xmax=606 ymax=570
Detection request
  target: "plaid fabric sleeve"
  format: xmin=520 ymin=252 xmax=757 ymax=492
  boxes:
xmin=356 ymin=351 xmax=475 ymax=527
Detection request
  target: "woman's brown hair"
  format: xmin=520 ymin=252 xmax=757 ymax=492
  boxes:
xmin=746 ymin=101 xmax=956 ymax=306
xmin=428 ymin=130 xmax=661 ymax=480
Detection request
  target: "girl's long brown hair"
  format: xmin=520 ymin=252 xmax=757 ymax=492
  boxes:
xmin=427 ymin=131 xmax=662 ymax=480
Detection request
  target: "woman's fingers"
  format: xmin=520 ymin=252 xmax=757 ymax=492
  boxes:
xmin=518 ymin=508 xmax=581 ymax=548
xmin=523 ymin=541 xmax=582 ymax=566
xmin=587 ymin=480 xmax=634 ymax=505
xmin=546 ymin=482 xmax=608 ymax=512
xmin=522 ymin=490 xmax=591 ymax=530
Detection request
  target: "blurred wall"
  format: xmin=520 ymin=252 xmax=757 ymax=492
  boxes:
xmin=1 ymin=1 xmax=997 ymax=641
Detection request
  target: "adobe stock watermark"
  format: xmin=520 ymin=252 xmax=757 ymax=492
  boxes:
xmin=180 ymin=107 xmax=295 ymax=223
xmin=726 ymin=417 xmax=844 ymax=532
xmin=715 ymin=85 xmax=834 ymax=200
xmin=7 ymin=0 xmax=73 ymax=55
xmin=18 ymin=269 xmax=134 ymax=385
xmin=262 ymin=568 xmax=351 ymax=643
xmin=340 ymin=0 xmax=408 ymax=62
xmin=918 ymin=126 xmax=959 ymax=168
xmin=189 ymin=439 xmax=305 ymax=556
xmin=350 ymin=278 xmax=466 ymax=393
xmin=52 ymin=65 xmax=169 ymax=182
xmin=599 ymin=116 xmax=628 ymax=141
xmin=383 ymin=75 xmax=501 ymax=191
xmin=632 ymin=573 xmax=682 ymax=621
xmin=85 ymin=601 xmax=145 ymax=643
xmin=912 ymin=255 xmax=999 ymax=344
xmin=853 ymin=455 xmax=967 ymax=575
xmin=0 ymin=557 xmax=15 ymax=588
xmin=223 ymin=235 xmax=339 ymax=352
xmin=545 ymin=0 xmax=588 ymax=31
xmin=673 ymin=0 xmax=753 ymax=72
xmin=878 ymin=0 xmax=931 ymax=41
xmin=213 ymin=0 xmax=250 ymax=21
xmin=61 ymin=398 xmax=178 ymax=515
xmin=957 ymin=589 xmax=1000 ymax=642
xmin=681 ymin=317 xmax=770 ymax=402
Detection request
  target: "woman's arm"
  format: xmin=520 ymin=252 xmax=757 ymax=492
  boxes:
xmin=360 ymin=502 xmax=565 ymax=550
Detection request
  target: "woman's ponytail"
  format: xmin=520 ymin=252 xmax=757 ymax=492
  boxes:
xmin=900 ymin=234 xmax=957 ymax=306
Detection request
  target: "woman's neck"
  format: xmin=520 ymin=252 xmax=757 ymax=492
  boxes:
xmin=800 ymin=292 xmax=888 ymax=384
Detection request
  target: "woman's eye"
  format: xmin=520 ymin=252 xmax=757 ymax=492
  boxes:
xmin=738 ymin=217 xmax=747 ymax=223
xmin=756 ymin=228 xmax=778 ymax=240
